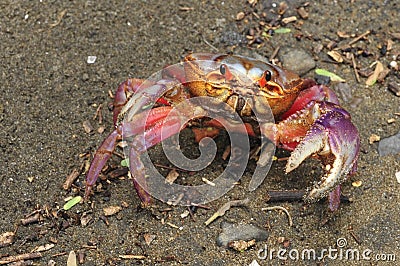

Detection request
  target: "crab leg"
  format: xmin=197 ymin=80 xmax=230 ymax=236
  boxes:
xmin=260 ymin=82 xmax=359 ymax=211
xmin=113 ymin=79 xmax=171 ymax=125
xmin=286 ymin=104 xmax=359 ymax=195
xmin=85 ymin=106 xmax=174 ymax=199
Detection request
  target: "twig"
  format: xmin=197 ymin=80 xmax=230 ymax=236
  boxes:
xmin=201 ymin=36 xmax=219 ymax=52
xmin=348 ymin=30 xmax=371 ymax=46
xmin=266 ymin=190 xmax=350 ymax=203
xmin=348 ymin=226 xmax=362 ymax=244
xmin=63 ymin=168 xmax=81 ymax=190
xmin=205 ymin=199 xmax=249 ymax=226
xmin=20 ymin=213 xmax=41 ymax=226
xmin=269 ymin=46 xmax=280 ymax=62
xmin=351 ymin=53 xmax=361 ymax=83
xmin=262 ymin=206 xmax=293 ymax=227
xmin=93 ymin=104 xmax=103 ymax=124
xmin=0 ymin=252 xmax=42 ymax=265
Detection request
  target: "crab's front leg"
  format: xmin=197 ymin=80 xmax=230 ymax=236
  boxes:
xmin=263 ymin=86 xmax=360 ymax=211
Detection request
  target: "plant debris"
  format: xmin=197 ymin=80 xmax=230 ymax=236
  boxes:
xmin=0 ymin=231 xmax=15 ymax=247
xmin=165 ymin=169 xmax=179 ymax=184
xmin=228 ymin=239 xmax=256 ymax=252
xmin=262 ymin=206 xmax=293 ymax=227
xmin=63 ymin=168 xmax=81 ymax=190
xmin=368 ymin=134 xmax=380 ymax=144
xmin=0 ymin=252 xmax=42 ymax=265
xmin=388 ymin=82 xmax=400 ymax=97
xmin=315 ymin=69 xmax=345 ymax=82
xmin=205 ymin=198 xmax=249 ymax=226
xmin=67 ymin=250 xmax=77 ymax=266
xmin=103 ymin=206 xmax=122 ymax=216
xmin=366 ymin=61 xmax=384 ymax=86
xmin=63 ymin=196 xmax=82 ymax=211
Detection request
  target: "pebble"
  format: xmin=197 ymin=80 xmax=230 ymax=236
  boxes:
xmin=216 ymin=222 xmax=268 ymax=247
xmin=87 ymin=56 xmax=97 ymax=64
xmin=378 ymin=131 xmax=400 ymax=156
xmin=279 ymin=46 xmax=316 ymax=75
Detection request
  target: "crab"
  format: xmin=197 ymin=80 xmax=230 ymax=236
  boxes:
xmin=84 ymin=53 xmax=360 ymax=211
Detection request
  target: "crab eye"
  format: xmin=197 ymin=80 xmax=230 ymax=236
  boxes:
xmin=219 ymin=64 xmax=227 ymax=75
xmin=219 ymin=64 xmax=233 ymax=80
xmin=259 ymin=70 xmax=273 ymax=87
xmin=264 ymin=70 xmax=272 ymax=81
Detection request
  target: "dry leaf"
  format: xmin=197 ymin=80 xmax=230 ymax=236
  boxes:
xmin=352 ymin=180 xmax=362 ymax=187
xmin=337 ymin=31 xmax=350 ymax=38
xmin=366 ymin=61 xmax=384 ymax=86
xmin=32 ymin=243 xmax=55 ymax=252
xmin=165 ymin=169 xmax=179 ymax=184
xmin=327 ymin=50 xmax=343 ymax=63
xmin=144 ymin=233 xmax=156 ymax=245
xmin=67 ymin=250 xmax=77 ymax=266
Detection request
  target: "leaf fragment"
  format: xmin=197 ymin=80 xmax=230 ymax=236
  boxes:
xmin=315 ymin=68 xmax=345 ymax=82
xmin=274 ymin=27 xmax=291 ymax=34
xmin=366 ymin=61 xmax=384 ymax=86
xmin=63 ymin=196 xmax=82 ymax=211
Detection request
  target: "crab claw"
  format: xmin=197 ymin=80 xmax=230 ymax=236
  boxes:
xmin=285 ymin=102 xmax=360 ymax=208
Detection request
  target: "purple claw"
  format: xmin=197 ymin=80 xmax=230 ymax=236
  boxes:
xmin=285 ymin=102 xmax=360 ymax=205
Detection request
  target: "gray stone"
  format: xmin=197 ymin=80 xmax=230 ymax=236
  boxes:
xmin=216 ymin=222 xmax=268 ymax=247
xmin=378 ymin=131 xmax=400 ymax=156
xmin=279 ymin=46 xmax=316 ymax=75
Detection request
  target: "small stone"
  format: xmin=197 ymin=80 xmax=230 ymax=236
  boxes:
xmin=249 ymin=260 xmax=260 ymax=266
xmin=279 ymin=47 xmax=316 ymax=75
xmin=369 ymin=134 xmax=380 ymax=144
xmin=314 ymin=74 xmax=331 ymax=85
xmin=82 ymin=73 xmax=89 ymax=81
xmin=87 ymin=56 xmax=97 ymax=64
xmin=82 ymin=120 xmax=94 ymax=133
xmin=228 ymin=239 xmax=256 ymax=252
xmin=297 ymin=7 xmax=308 ymax=19
xmin=378 ymin=131 xmax=400 ymax=156
xmin=236 ymin=12 xmax=245 ymax=21
xmin=388 ymin=82 xmax=400 ymax=97
xmin=103 ymin=206 xmax=122 ymax=216
xmin=216 ymin=222 xmax=268 ymax=247
xmin=396 ymin=171 xmax=400 ymax=184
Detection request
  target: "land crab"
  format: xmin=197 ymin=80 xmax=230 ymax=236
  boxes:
xmin=84 ymin=53 xmax=360 ymax=211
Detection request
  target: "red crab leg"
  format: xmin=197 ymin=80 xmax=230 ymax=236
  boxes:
xmin=85 ymin=106 xmax=174 ymax=199
xmin=127 ymin=114 xmax=188 ymax=203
